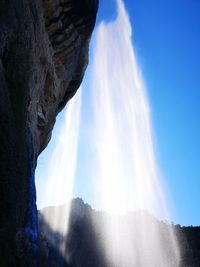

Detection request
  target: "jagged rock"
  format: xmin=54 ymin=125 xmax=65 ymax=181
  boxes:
xmin=0 ymin=0 xmax=98 ymax=266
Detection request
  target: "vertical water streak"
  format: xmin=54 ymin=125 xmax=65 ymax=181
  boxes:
xmin=41 ymin=89 xmax=82 ymax=254
xmin=91 ymin=0 xmax=180 ymax=266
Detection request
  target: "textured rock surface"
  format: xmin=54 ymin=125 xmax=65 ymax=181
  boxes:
xmin=0 ymin=0 xmax=98 ymax=266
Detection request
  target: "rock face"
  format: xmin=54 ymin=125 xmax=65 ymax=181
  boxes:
xmin=0 ymin=0 xmax=98 ymax=266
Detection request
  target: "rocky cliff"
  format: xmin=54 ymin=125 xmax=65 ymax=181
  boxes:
xmin=0 ymin=1 xmax=98 ymax=266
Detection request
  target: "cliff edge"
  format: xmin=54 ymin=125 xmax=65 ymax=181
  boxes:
xmin=0 ymin=0 xmax=98 ymax=266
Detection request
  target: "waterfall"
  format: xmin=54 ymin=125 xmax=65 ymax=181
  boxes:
xmin=40 ymin=89 xmax=82 ymax=254
xmin=36 ymin=0 xmax=181 ymax=265
xmin=90 ymin=0 xmax=180 ymax=266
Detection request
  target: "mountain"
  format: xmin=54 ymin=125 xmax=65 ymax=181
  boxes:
xmin=38 ymin=198 xmax=200 ymax=267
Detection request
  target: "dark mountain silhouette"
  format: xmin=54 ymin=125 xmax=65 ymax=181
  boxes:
xmin=38 ymin=198 xmax=200 ymax=267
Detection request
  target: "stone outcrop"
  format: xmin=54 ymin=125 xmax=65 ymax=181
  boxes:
xmin=0 ymin=0 xmax=98 ymax=266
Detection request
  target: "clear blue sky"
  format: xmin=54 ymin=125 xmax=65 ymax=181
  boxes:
xmin=119 ymin=0 xmax=200 ymax=225
xmin=36 ymin=0 xmax=200 ymax=226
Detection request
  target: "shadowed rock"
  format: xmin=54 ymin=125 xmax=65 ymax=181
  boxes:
xmin=0 ymin=0 xmax=98 ymax=266
xmin=38 ymin=199 xmax=200 ymax=267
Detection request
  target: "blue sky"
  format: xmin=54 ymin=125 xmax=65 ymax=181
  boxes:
xmin=36 ymin=0 xmax=200 ymax=226
xmin=120 ymin=0 xmax=200 ymax=225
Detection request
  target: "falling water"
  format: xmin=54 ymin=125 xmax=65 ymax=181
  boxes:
xmin=40 ymin=89 xmax=81 ymax=254
xmin=90 ymin=0 xmax=180 ymax=266
xmin=36 ymin=0 xmax=181 ymax=265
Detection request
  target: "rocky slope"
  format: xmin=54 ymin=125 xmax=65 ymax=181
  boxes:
xmin=0 ymin=1 xmax=98 ymax=266
xmin=39 ymin=199 xmax=200 ymax=267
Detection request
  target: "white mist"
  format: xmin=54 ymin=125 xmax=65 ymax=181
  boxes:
xmin=90 ymin=0 xmax=180 ymax=266
xmin=40 ymin=89 xmax=82 ymax=253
